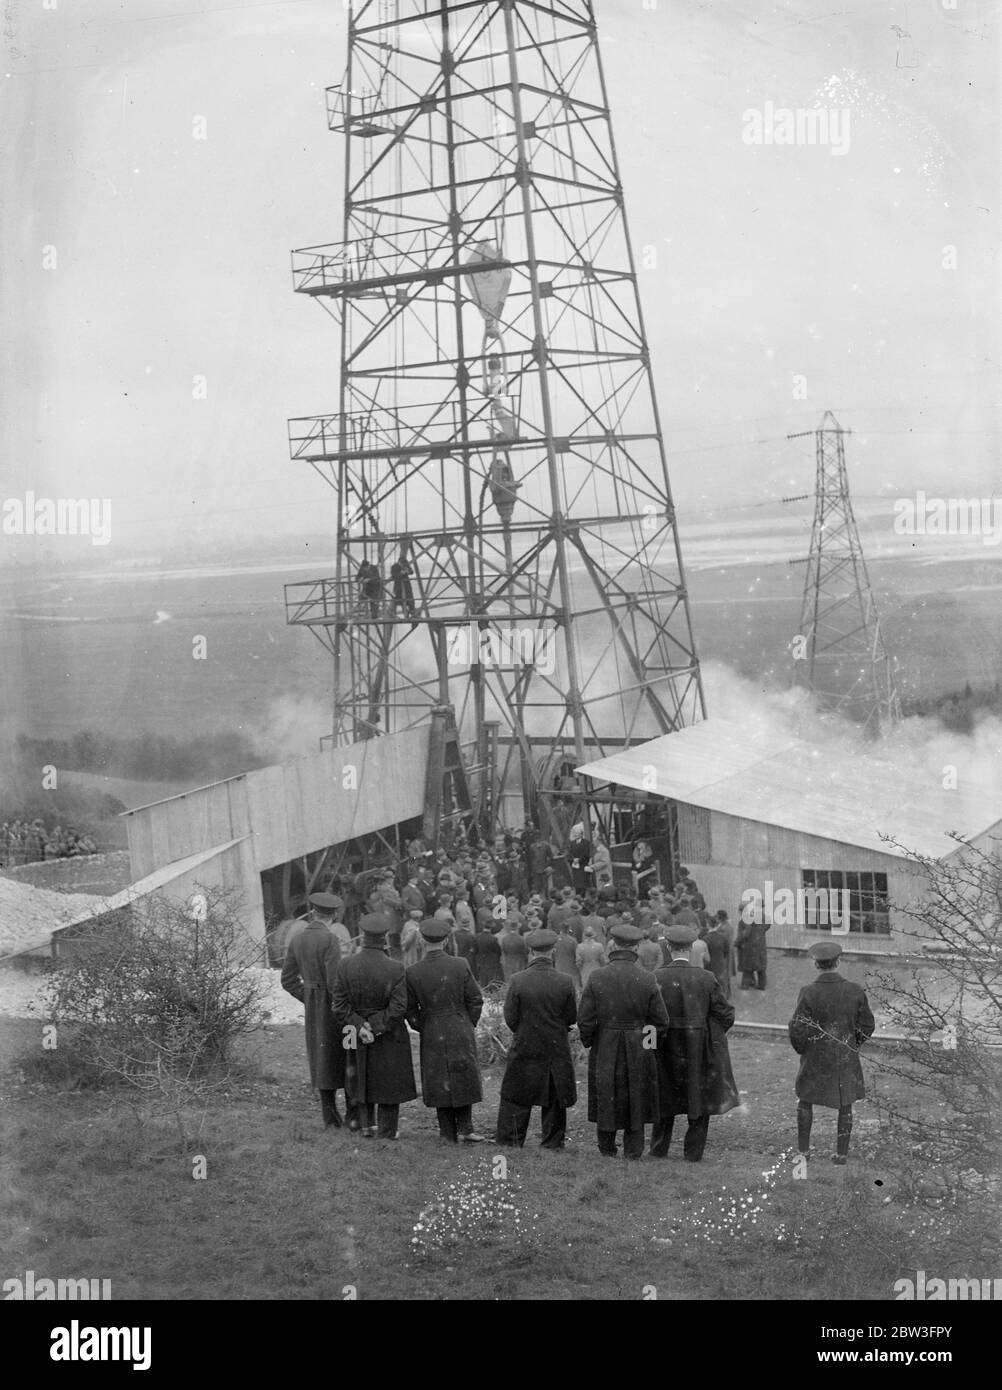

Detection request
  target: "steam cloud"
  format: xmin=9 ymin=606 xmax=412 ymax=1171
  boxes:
xmin=702 ymin=660 xmax=1002 ymax=806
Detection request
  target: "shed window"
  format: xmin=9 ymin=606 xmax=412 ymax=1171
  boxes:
xmin=802 ymin=868 xmax=890 ymax=935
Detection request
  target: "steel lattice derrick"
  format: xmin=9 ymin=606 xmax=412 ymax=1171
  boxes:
xmin=790 ymin=411 xmax=901 ymax=735
xmin=287 ymin=0 xmax=705 ymax=830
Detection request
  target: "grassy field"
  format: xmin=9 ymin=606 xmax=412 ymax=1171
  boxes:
xmin=2 ymin=1012 xmax=990 ymax=1302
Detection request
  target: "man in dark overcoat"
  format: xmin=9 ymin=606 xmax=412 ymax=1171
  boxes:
xmin=577 ymin=922 xmax=669 ymax=1159
xmin=281 ymin=909 xmax=352 ymax=1129
xmin=652 ymin=925 xmax=737 ymax=1161
xmin=309 ymin=891 xmax=353 ymax=955
xmin=331 ymin=913 xmax=417 ymax=1140
xmin=553 ymin=922 xmax=581 ymax=993
xmin=548 ymin=885 xmax=576 ymax=935
xmin=400 ymin=873 xmax=426 ymax=919
xmin=789 ymin=940 xmax=876 ymax=1164
xmin=567 ymin=828 xmax=591 ymax=897
xmin=405 ymin=918 xmax=487 ymax=1143
xmin=451 ymin=920 xmax=477 ymax=965
xmin=495 ymin=928 xmax=577 ymax=1149
xmin=527 ymin=835 xmax=550 ymax=895
xmin=498 ymin=921 xmax=529 ymax=981
xmin=704 ymin=912 xmax=732 ymax=998
xmin=472 ymin=921 xmax=503 ymax=988
xmin=736 ymin=904 xmax=770 ymax=989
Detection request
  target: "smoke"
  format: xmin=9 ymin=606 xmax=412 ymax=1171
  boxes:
xmin=701 ymin=660 xmax=1002 ymax=807
xmin=244 ymin=694 xmax=333 ymax=764
xmin=239 ymin=663 xmax=1002 ymax=818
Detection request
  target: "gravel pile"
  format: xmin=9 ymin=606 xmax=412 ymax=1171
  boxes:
xmin=0 ymin=962 xmax=305 ymax=1024
xmin=0 ymin=877 xmax=107 ymax=958
xmin=0 ymin=962 xmax=56 ymax=1019
xmin=250 ymin=967 xmax=305 ymax=1027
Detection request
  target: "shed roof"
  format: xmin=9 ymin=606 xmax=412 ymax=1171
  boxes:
xmin=576 ymin=719 xmax=1002 ymax=861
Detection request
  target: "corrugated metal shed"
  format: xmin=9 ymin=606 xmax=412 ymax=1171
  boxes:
xmin=576 ymin=718 xmax=1002 ymax=861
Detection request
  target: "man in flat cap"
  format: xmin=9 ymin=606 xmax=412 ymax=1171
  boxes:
xmin=577 ymin=922 xmax=669 ymax=1159
xmin=405 ymin=919 xmax=487 ymax=1143
xmin=548 ymin=885 xmax=577 ymax=936
xmin=789 ymin=940 xmax=875 ymax=1164
xmin=331 ymin=914 xmax=417 ymax=1140
xmin=282 ymin=897 xmax=352 ymax=1130
xmin=496 ymin=928 xmax=578 ymax=1150
xmin=651 ymin=925 xmax=738 ymax=1162
xmin=400 ymin=871 xmax=427 ymax=920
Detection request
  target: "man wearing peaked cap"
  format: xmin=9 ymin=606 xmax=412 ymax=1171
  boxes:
xmin=282 ymin=895 xmax=353 ymax=1131
xmin=309 ymin=891 xmax=354 ymax=956
xmin=405 ymin=919 xmax=487 ymax=1142
xmin=651 ymin=924 xmax=738 ymax=1162
xmin=608 ymin=922 xmax=644 ymax=946
xmin=496 ymin=926 xmax=578 ymax=1150
xmin=310 ymin=891 xmax=343 ymax=912
xmin=330 ymin=914 xmax=416 ymax=1139
xmin=525 ymin=927 xmax=557 ymax=950
xmin=809 ymin=940 xmax=843 ymax=962
xmin=577 ymin=918 xmax=669 ymax=1159
xmin=789 ymin=939 xmax=876 ymax=1165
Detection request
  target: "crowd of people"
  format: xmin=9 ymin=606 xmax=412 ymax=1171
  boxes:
xmin=0 ymin=819 xmax=97 ymax=868
xmin=279 ymin=832 xmax=876 ymax=1163
xmin=273 ymin=829 xmax=776 ymax=995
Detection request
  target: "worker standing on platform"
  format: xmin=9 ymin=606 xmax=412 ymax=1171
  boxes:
xmin=390 ymin=545 xmax=416 ymax=617
xmin=357 ymin=559 xmax=382 ymax=618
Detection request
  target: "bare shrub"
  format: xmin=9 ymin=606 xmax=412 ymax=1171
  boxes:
xmin=38 ymin=886 xmax=266 ymax=1149
xmin=863 ymin=837 xmax=1002 ymax=1262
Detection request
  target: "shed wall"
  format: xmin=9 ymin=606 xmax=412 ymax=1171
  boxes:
xmin=679 ymin=805 xmax=930 ymax=954
xmin=123 ymin=728 xmax=431 ymax=941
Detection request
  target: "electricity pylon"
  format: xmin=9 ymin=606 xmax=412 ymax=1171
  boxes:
xmin=789 ymin=411 xmax=901 ymax=734
xmin=285 ymin=0 xmax=705 ymax=837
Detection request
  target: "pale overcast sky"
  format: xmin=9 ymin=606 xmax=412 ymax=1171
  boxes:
xmin=3 ymin=0 xmax=999 ymax=551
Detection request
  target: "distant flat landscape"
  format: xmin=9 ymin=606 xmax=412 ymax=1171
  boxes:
xmin=2 ymin=514 xmax=1000 ymax=762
